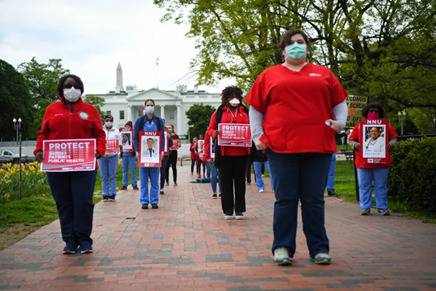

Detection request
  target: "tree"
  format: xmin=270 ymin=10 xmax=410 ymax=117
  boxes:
xmin=0 ymin=59 xmax=33 ymax=140
xmin=17 ymin=57 xmax=69 ymax=137
xmin=185 ymin=104 xmax=216 ymax=140
xmin=84 ymin=95 xmax=105 ymax=120
xmin=155 ymin=0 xmax=435 ymax=131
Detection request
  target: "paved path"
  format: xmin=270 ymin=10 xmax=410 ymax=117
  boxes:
xmin=1 ymin=165 xmax=436 ymax=290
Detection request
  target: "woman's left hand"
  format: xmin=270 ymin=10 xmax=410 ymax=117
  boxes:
xmin=325 ymin=119 xmax=341 ymax=133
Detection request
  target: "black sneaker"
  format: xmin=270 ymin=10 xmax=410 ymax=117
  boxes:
xmin=108 ymin=195 xmax=115 ymax=202
xmin=327 ymin=190 xmax=337 ymax=196
xmin=360 ymin=208 xmax=371 ymax=216
xmin=377 ymin=208 xmax=391 ymax=216
xmin=219 ymin=193 xmax=222 ymax=198
xmin=160 ymin=189 xmax=164 ymax=195
xmin=133 ymin=185 xmax=139 ymax=190
xmin=212 ymin=193 xmax=217 ymax=199
xmin=142 ymin=204 xmax=148 ymax=209
xmin=121 ymin=186 xmax=127 ymax=190
xmin=62 ymin=241 xmax=78 ymax=255
xmin=174 ymin=182 xmax=177 ymax=186
xmin=103 ymin=196 xmax=109 ymax=202
xmin=80 ymin=242 xmax=93 ymax=254
xmin=151 ymin=204 xmax=159 ymax=209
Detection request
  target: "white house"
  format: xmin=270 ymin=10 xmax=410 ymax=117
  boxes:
xmin=86 ymin=63 xmax=222 ymax=138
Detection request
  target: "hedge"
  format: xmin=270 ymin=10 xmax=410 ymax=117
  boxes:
xmin=389 ymin=137 xmax=436 ymax=211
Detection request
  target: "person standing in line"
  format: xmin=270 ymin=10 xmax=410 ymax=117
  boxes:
xmin=252 ymin=146 xmax=273 ymax=193
xmin=204 ymin=86 xmax=251 ymax=220
xmin=326 ymin=154 xmax=337 ymax=196
xmin=246 ymin=29 xmax=348 ymax=266
xmin=196 ymin=134 xmax=207 ymax=178
xmin=190 ymin=137 xmax=199 ymax=175
xmin=34 ymin=74 xmax=105 ymax=254
xmin=203 ymin=131 xmax=220 ymax=198
xmin=165 ymin=124 xmax=180 ymax=186
xmin=133 ymin=99 xmax=165 ymax=209
xmin=120 ymin=121 xmax=138 ymax=191
xmin=160 ymin=126 xmax=169 ymax=194
xmin=98 ymin=115 xmax=120 ymax=201
xmin=348 ymin=102 xmax=397 ymax=216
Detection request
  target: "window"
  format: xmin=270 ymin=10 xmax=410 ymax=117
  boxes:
xmin=169 ymin=112 xmax=175 ymax=120
xmin=120 ymin=110 xmax=125 ymax=120
xmin=106 ymin=110 xmax=111 ymax=116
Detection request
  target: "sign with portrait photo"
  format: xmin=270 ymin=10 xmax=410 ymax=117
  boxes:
xmin=41 ymin=138 xmax=96 ymax=172
xmin=138 ymin=131 xmax=162 ymax=167
xmin=197 ymin=139 xmax=204 ymax=160
xmin=218 ymin=123 xmax=251 ymax=147
xmin=362 ymin=121 xmax=387 ymax=163
xmin=121 ymin=131 xmax=133 ymax=151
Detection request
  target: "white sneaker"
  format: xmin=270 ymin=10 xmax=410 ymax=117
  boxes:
xmin=235 ymin=212 xmax=245 ymax=220
xmin=223 ymin=214 xmax=234 ymax=220
xmin=258 ymin=189 xmax=264 ymax=193
xmin=273 ymin=247 xmax=293 ymax=266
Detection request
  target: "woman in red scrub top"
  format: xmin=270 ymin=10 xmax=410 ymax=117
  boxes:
xmin=246 ymin=29 xmax=348 ymax=266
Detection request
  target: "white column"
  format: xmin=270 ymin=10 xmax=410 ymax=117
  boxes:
xmin=160 ymin=105 xmax=165 ymax=120
xmin=176 ymin=105 xmax=182 ymax=134
xmin=127 ymin=104 xmax=132 ymax=122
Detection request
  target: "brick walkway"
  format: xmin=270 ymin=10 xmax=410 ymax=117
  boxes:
xmin=1 ymin=165 xmax=436 ymax=291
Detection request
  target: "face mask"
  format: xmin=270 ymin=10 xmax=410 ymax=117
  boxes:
xmin=229 ymin=98 xmax=240 ymax=107
xmin=367 ymin=112 xmax=379 ymax=120
xmin=63 ymin=87 xmax=82 ymax=102
xmin=144 ymin=106 xmax=154 ymax=114
xmin=285 ymin=43 xmax=306 ymax=61
xmin=105 ymin=121 xmax=113 ymax=128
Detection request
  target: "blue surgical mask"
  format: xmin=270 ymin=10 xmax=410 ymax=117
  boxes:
xmin=285 ymin=43 xmax=306 ymax=61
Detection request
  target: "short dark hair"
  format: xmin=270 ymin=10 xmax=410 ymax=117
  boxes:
xmin=279 ymin=29 xmax=310 ymax=51
xmin=221 ymin=86 xmax=243 ymax=105
xmin=144 ymin=99 xmax=155 ymax=106
xmin=104 ymin=115 xmax=113 ymax=121
xmin=362 ymin=102 xmax=385 ymax=118
xmin=57 ymin=74 xmax=84 ymax=98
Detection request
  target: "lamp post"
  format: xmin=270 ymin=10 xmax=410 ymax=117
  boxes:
xmin=397 ymin=110 xmax=406 ymax=136
xmin=12 ymin=118 xmax=22 ymax=199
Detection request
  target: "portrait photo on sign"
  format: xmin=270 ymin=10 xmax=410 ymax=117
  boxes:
xmin=121 ymin=132 xmax=132 ymax=150
xmin=362 ymin=124 xmax=386 ymax=158
xmin=140 ymin=135 xmax=160 ymax=164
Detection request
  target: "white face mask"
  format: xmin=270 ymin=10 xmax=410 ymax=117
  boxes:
xmin=229 ymin=98 xmax=240 ymax=107
xmin=105 ymin=121 xmax=113 ymax=128
xmin=63 ymin=87 xmax=82 ymax=102
xmin=144 ymin=105 xmax=155 ymax=114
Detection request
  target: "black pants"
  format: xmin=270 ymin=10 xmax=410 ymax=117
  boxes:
xmin=47 ymin=171 xmax=96 ymax=245
xmin=219 ymin=156 xmax=248 ymax=214
xmin=165 ymin=150 xmax=178 ymax=184
xmin=191 ymin=159 xmax=196 ymax=174
xmin=160 ymin=156 xmax=168 ymax=189
xmin=246 ymin=157 xmax=252 ymax=183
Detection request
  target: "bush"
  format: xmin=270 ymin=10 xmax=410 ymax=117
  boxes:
xmin=389 ymin=137 xmax=436 ymax=211
xmin=0 ymin=162 xmax=49 ymax=203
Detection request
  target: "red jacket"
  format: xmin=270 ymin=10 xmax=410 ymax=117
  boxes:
xmin=348 ymin=118 xmax=398 ymax=168
xmin=246 ymin=64 xmax=347 ymax=154
xmin=203 ymin=105 xmax=251 ymax=160
xmin=34 ymin=98 xmax=106 ymax=156
xmin=190 ymin=141 xmax=198 ymax=160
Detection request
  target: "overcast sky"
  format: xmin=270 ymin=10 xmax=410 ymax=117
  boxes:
xmin=0 ymin=0 xmax=232 ymax=94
